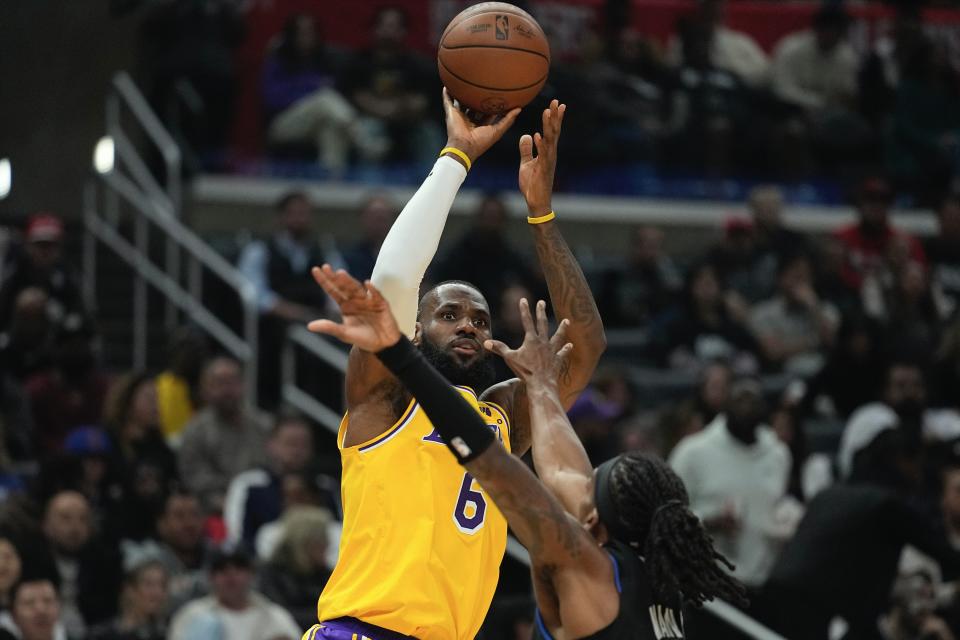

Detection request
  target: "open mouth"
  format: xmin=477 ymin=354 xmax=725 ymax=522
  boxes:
xmin=450 ymin=339 xmax=480 ymax=356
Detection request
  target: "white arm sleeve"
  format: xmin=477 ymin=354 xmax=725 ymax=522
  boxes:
xmin=372 ymin=156 xmax=467 ymax=338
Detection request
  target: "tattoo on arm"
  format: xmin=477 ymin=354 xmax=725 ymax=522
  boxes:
xmin=468 ymin=446 xmax=585 ymax=563
xmin=532 ymin=223 xmax=605 ymax=401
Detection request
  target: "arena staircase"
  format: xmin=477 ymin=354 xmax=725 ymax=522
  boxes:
xmin=82 ymin=71 xmax=785 ymax=640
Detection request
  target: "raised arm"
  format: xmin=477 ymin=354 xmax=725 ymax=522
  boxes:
xmin=486 ymin=299 xmax=595 ymax=524
xmin=485 ymin=100 xmax=606 ymax=456
xmin=317 ymin=90 xmax=518 ymax=419
xmin=308 ymin=267 xmax=598 ymax=567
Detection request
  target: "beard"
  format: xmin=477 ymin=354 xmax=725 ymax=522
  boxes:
xmin=419 ymin=336 xmax=497 ymax=394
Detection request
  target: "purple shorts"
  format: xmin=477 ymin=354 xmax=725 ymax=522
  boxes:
xmin=304 ymin=619 xmax=418 ymax=640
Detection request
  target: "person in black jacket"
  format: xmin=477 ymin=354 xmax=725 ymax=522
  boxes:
xmin=765 ymin=425 xmax=960 ymax=639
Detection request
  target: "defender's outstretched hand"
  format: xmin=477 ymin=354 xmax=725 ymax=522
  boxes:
xmin=518 ymin=99 xmax=565 ymax=216
xmin=484 ymin=299 xmax=572 ymax=389
xmin=308 ymin=264 xmax=401 ymax=353
xmin=443 ymin=88 xmax=520 ymax=165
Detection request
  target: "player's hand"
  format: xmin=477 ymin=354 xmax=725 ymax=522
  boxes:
xmin=442 ymin=88 xmax=520 ymax=165
xmin=518 ymin=99 xmax=565 ymax=217
xmin=307 ymin=265 xmax=402 ymax=353
xmin=484 ymin=299 xmax=572 ymax=389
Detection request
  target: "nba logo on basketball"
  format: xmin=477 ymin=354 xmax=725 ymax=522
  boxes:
xmin=495 ymin=15 xmax=509 ymax=40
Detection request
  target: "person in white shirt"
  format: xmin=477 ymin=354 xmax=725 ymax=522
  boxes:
xmin=771 ymin=7 xmax=858 ymax=113
xmin=168 ymin=548 xmax=299 ymax=640
xmin=669 ymin=377 xmax=793 ymax=589
xmin=666 ymin=0 xmax=769 ymax=88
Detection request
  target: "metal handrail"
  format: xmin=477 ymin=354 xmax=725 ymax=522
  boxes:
xmin=85 ymin=72 xmax=260 ymax=403
xmin=85 ymin=170 xmax=259 ymax=403
xmin=110 ymin=71 xmax=181 ymax=213
xmin=281 ymin=324 xmax=348 ymax=432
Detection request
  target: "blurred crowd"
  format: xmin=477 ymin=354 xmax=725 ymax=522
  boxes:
xmin=116 ymin=0 xmax=960 ymax=202
xmin=6 ymin=168 xmax=960 ymax=638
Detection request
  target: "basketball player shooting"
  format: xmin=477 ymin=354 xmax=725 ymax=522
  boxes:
xmin=304 ymin=96 xmax=606 ymax=640
xmin=310 ymin=275 xmax=747 ymax=639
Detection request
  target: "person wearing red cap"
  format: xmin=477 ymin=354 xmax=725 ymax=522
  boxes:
xmin=0 ymin=213 xmax=89 ymax=335
xmin=833 ymin=178 xmax=926 ymax=290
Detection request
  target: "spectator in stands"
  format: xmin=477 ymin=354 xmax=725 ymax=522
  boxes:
xmin=238 ymin=191 xmax=336 ymax=408
xmin=103 ymin=373 xmax=178 ymax=541
xmin=434 ymin=194 xmax=538 ymax=305
xmin=257 ymin=506 xmax=334 ymax=630
xmin=0 ymin=289 xmax=49 ymax=463
xmin=802 ymin=313 xmax=886 ymax=420
xmin=765 ymin=427 xmax=960 ymax=640
xmin=137 ymin=0 xmax=245 ymax=159
xmin=0 ymin=288 xmax=53 ymax=382
xmin=888 ymin=38 xmax=960 ymax=203
xmin=224 ymin=414 xmax=313 ymax=548
xmin=339 ymin=6 xmax=441 ymax=164
xmin=694 ymin=361 xmax=731 ymax=426
xmin=492 ymin=283 xmax=533 ymax=382
xmin=747 ymin=185 xmax=811 ymax=296
xmin=707 ymin=217 xmax=768 ymax=303
xmin=0 ymin=534 xmax=22 ymax=617
xmin=840 ymin=361 xmax=960 ymax=481
xmin=156 ymin=327 xmax=208 ymax=447
xmin=168 ymin=546 xmax=299 ymax=640
xmin=154 ymin=491 xmax=209 ymax=614
xmin=665 ymin=0 xmax=769 ymax=88
xmin=835 ymin=177 xmax=926 ymax=290
xmin=251 ymin=467 xmax=342 ymax=562
xmin=815 ymin=235 xmax=863 ymax=316
xmin=859 ymin=5 xmax=927 ymax=128
xmin=749 ymin=252 xmax=840 ymax=375
xmin=41 ymin=491 xmax=123 ymax=637
xmin=0 ymin=575 xmax=63 ymax=640
xmin=341 ymin=194 xmax=397 ymax=282
xmin=597 ymin=226 xmax=682 ymax=328
xmin=771 ymin=6 xmax=871 ymax=173
xmin=177 ymin=357 xmax=271 ymax=515
xmin=53 ymin=427 xmax=121 ymax=529
xmin=663 ymin=17 xmax=754 ymax=175
xmin=26 ymin=322 xmax=109 ymax=458
xmin=669 ymin=377 xmax=792 ymax=593
xmin=0 ymin=214 xmax=87 ymax=336
xmin=771 ymin=6 xmax=857 ymax=114
xmin=653 ymin=262 xmax=760 ymax=373
xmin=926 ymin=193 xmax=960 ymax=311
xmin=262 ymin=14 xmax=385 ymax=174
xmin=864 ymin=257 xmax=949 ymax=357
xmin=88 ymin=558 xmax=168 ymax=640
xmin=105 ymin=373 xmax=177 ymax=486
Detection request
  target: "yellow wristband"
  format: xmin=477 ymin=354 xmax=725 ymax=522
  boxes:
xmin=527 ymin=211 xmax=556 ymax=225
xmin=439 ymin=147 xmax=472 ymax=172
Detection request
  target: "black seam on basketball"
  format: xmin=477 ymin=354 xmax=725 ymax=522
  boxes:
xmin=438 ymin=57 xmax=547 ymax=92
xmin=439 ymin=43 xmax=549 ymax=62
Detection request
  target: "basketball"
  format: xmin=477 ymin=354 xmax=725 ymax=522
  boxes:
xmin=437 ymin=2 xmax=551 ymax=115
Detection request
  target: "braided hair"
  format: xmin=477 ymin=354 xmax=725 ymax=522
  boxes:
xmin=605 ymin=452 xmax=748 ymax=608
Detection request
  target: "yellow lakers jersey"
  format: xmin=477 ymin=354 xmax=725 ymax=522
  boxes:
xmin=317 ymin=386 xmax=511 ymax=640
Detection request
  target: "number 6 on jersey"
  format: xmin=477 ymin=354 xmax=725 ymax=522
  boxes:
xmin=453 ymin=472 xmax=487 ymax=533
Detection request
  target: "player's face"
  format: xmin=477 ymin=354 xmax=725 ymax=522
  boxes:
xmin=420 ymin=285 xmax=493 ymax=366
xmin=417 ymin=284 xmax=498 ymax=391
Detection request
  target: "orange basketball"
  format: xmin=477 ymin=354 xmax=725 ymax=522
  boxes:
xmin=437 ymin=2 xmax=551 ymax=115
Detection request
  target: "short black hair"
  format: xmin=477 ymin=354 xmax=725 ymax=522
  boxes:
xmin=417 ymin=280 xmax=486 ymax=320
xmin=9 ymin=572 xmax=61 ymax=606
xmin=275 ymin=191 xmax=309 ymax=213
